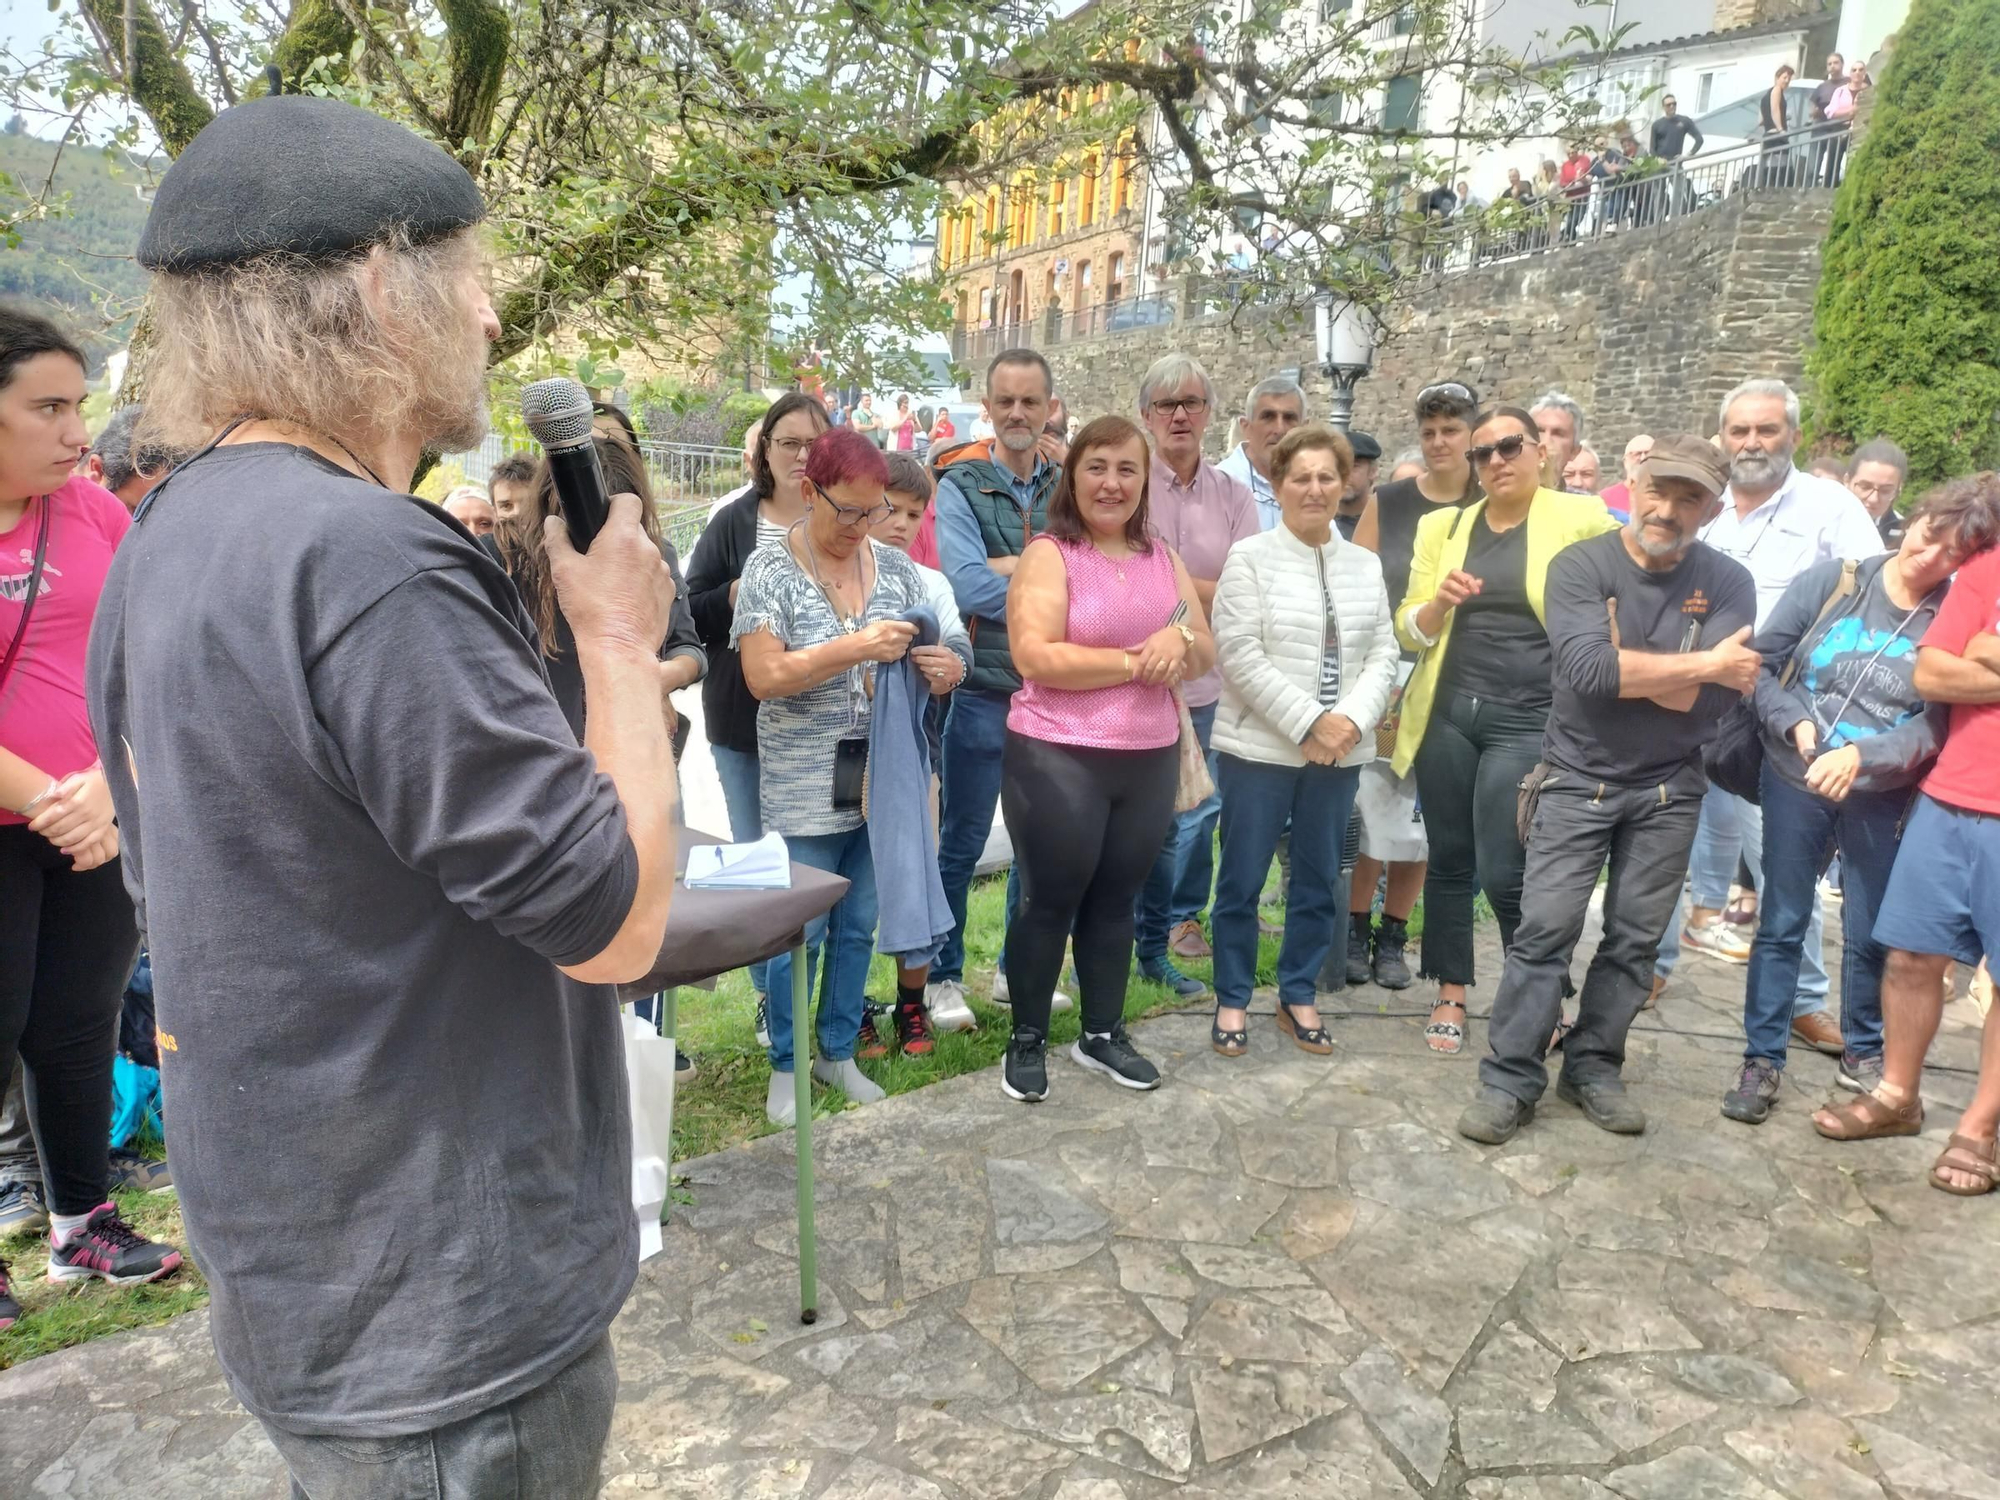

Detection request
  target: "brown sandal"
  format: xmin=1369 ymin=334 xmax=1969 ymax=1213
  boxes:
xmin=1813 ymin=1090 xmax=1924 ymax=1140
xmin=1929 ymin=1133 xmax=2000 ymax=1196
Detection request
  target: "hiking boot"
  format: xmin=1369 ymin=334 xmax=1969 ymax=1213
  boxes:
xmin=754 ymin=993 xmax=771 ymax=1049
xmin=925 ymin=978 xmax=976 ymax=1033
xmin=0 ymin=1179 xmax=48 ymax=1239
xmin=1721 ymin=1059 xmax=1782 ymax=1125
xmin=1002 ymin=1028 xmax=1049 ymax=1103
xmin=1138 ymin=955 xmax=1209 ymax=1000
xmin=1168 ymin=919 xmax=1212 ymax=960
xmin=1073 ymin=1026 xmax=1162 ymax=1091
xmin=0 ymin=1257 xmax=18 ymax=1331
xmin=109 ymin=1150 xmax=173 ymax=1195
xmin=1346 ymin=915 xmax=1374 ymax=986
xmin=1457 ymin=1087 xmax=1535 ymax=1145
xmin=812 ymin=1057 xmax=886 ymax=1105
xmin=1372 ymin=917 xmax=1413 ymax=990
xmin=1557 ymin=1075 xmax=1647 ymax=1135
xmin=896 ymin=997 xmax=935 ymax=1057
xmin=46 ymin=1204 xmax=182 ymax=1286
xmin=1836 ymin=1052 xmax=1885 ymax=1094
xmin=855 ymin=1006 xmax=890 ymax=1061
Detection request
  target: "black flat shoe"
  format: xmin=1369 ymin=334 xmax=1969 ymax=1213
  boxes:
xmin=1212 ymin=1006 xmax=1249 ymax=1058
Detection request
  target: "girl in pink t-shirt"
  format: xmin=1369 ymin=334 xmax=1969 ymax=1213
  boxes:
xmin=0 ymin=305 xmax=181 ymax=1317
xmin=996 ymin=415 xmax=1215 ymax=1102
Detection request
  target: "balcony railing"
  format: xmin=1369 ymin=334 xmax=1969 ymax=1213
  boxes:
xmin=1417 ymin=121 xmax=1852 ymax=274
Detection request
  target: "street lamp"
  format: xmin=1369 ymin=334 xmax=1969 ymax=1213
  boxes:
xmin=1314 ymin=294 xmax=1378 ymax=432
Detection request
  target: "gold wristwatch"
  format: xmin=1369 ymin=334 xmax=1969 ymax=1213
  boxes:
xmin=1172 ymin=621 xmax=1195 ymax=649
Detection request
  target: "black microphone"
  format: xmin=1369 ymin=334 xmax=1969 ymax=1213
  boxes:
xmin=521 ymin=377 xmax=610 ymax=550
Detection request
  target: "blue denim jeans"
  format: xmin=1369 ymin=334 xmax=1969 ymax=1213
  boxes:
xmin=936 ymin=688 xmax=1021 ymax=983
xmin=1655 ymin=784 xmax=1827 ymax=1015
xmin=263 ymin=1331 xmax=617 ymax=1500
xmin=1136 ymin=700 xmax=1218 ymax=958
xmin=711 ymin=744 xmax=770 ymax=998
xmin=764 ymin=826 xmax=878 ymax=1072
xmin=1743 ymin=764 xmax=1905 ymax=1067
xmin=1212 ymin=754 xmax=1361 ymax=1010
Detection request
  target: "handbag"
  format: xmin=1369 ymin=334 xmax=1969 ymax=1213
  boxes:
xmin=1172 ymin=689 xmax=1214 ymax=813
xmin=1703 ymin=559 xmax=1858 ymax=803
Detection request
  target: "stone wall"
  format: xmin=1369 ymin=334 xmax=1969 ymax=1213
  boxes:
xmin=989 ymin=188 xmax=1836 ymax=466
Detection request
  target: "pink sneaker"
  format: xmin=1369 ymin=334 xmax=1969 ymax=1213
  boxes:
xmin=46 ymin=1203 xmax=183 ymax=1286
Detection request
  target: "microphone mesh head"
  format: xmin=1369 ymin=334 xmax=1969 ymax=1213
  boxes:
xmin=521 ymin=377 xmax=596 ymax=448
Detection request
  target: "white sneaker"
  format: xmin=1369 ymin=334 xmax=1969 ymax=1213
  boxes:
xmin=926 ymin=978 xmax=977 ymax=1033
xmin=1682 ymin=919 xmax=1751 ymax=965
xmin=813 ymin=1057 xmax=886 ymax=1105
xmin=990 ymin=969 xmax=1071 ymax=1011
xmin=767 ymin=1070 xmax=797 ymax=1128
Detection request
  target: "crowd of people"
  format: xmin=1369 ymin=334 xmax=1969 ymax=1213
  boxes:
xmin=2 ymin=89 xmax=1997 ymax=1498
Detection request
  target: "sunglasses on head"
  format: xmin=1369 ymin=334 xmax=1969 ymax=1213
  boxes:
xmin=1416 ymin=381 xmax=1475 ymax=406
xmin=1467 ymin=433 xmax=1536 ymax=467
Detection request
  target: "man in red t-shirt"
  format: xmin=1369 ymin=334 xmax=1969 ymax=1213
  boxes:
xmin=1814 ymin=529 xmax=2000 ymax=1191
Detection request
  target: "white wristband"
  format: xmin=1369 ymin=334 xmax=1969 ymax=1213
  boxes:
xmin=18 ymin=778 xmax=59 ymax=816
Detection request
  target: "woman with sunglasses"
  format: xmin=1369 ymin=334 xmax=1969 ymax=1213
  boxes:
xmin=687 ymin=391 xmax=830 ymax=1042
xmin=734 ymin=427 xmax=966 ymax=1127
xmin=1393 ymin=406 xmax=1618 ymax=1055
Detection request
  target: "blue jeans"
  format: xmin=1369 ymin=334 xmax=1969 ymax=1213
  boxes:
xmin=1656 ymin=785 xmax=1827 ymax=1014
xmin=1136 ymin=700 xmax=1218 ymax=957
xmin=764 ymin=826 xmax=878 ymax=1072
xmin=264 ymin=1332 xmax=617 ymax=1499
xmin=711 ymin=744 xmax=770 ymax=998
xmin=1212 ymin=754 xmax=1360 ymax=1010
xmin=936 ymin=688 xmax=1021 ymax=983
xmin=1743 ymin=765 xmax=1905 ymax=1067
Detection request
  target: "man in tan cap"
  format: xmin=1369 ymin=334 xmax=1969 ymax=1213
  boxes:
xmin=1460 ymin=434 xmax=1758 ymax=1144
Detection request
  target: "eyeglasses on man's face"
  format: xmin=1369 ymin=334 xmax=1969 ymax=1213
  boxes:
xmin=1148 ymin=396 xmax=1209 ymax=418
xmin=1468 ymin=433 xmax=1537 ymax=467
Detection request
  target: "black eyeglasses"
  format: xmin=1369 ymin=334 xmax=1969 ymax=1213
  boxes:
xmin=819 ymin=496 xmax=894 ymax=526
xmin=1468 ymin=433 xmax=1537 ymax=467
xmin=1148 ymin=396 xmax=1210 ymax=417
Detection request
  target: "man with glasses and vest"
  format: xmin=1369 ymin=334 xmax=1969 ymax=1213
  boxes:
xmin=928 ymin=349 xmax=1069 ymax=1023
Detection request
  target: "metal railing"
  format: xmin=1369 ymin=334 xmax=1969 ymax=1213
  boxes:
xmin=441 ymin=432 xmax=744 ymax=555
xmin=1422 ymin=120 xmax=1852 ymax=273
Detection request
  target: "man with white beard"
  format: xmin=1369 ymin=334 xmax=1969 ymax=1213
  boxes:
xmin=1649 ymin=380 xmax=1883 ymax=1051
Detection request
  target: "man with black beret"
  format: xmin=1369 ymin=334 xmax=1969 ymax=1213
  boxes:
xmin=89 ymin=95 xmax=678 ymax=1494
xmin=1458 ymin=435 xmax=1758 ymax=1145
xmin=1337 ymin=428 xmax=1380 ymax=541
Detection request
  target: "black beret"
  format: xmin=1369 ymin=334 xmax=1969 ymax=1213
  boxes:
xmin=138 ymin=96 xmax=485 ymax=272
xmin=1347 ymin=429 xmax=1382 ymax=461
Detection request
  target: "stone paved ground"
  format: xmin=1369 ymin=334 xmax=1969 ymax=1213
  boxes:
xmin=5 ymin=914 xmax=1999 ymax=1500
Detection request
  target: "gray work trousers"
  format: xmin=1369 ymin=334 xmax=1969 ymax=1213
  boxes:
xmin=1481 ymin=765 xmax=1704 ymax=1103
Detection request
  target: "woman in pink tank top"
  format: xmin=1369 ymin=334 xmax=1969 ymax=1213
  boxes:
xmin=996 ymin=416 xmax=1215 ymax=1103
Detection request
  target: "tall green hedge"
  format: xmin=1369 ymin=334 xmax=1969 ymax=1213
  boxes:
xmin=1805 ymin=0 xmax=2000 ymax=484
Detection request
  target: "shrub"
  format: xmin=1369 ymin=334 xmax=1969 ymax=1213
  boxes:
xmin=1804 ymin=0 xmax=2000 ymax=484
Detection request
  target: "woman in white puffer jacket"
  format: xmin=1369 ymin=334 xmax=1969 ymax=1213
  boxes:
xmin=1208 ymin=424 xmax=1399 ymax=1059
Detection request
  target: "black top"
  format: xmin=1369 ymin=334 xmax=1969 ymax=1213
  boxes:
xmin=1336 ymin=508 xmax=1362 ymax=541
xmin=87 ymin=443 xmax=639 ymax=1432
xmin=1542 ymin=531 xmax=1758 ymax=784
xmin=1650 ymin=113 xmax=1705 ymax=159
xmin=1437 ymin=514 xmax=1553 ymax=709
xmin=1759 ymin=89 xmax=1790 ymax=135
xmin=685 ymin=489 xmax=767 ymax=753
xmin=479 ymin=533 xmax=704 ymax=744
xmin=1373 ymin=472 xmax=1480 ymax=619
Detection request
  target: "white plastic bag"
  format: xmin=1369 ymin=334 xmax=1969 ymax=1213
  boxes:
xmin=622 ymin=1011 xmax=676 ymax=1261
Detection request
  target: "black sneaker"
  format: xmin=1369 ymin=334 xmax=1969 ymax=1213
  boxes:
xmin=1072 ymin=1026 xmax=1162 ymax=1091
xmin=1138 ymin=956 xmax=1209 ymax=1000
xmin=1346 ymin=916 xmax=1374 ymax=986
xmin=108 ymin=1149 xmax=173 ymax=1194
xmin=754 ymin=993 xmax=771 ymax=1049
xmin=46 ymin=1203 xmax=182 ymax=1286
xmin=1002 ymin=1028 xmax=1049 ymax=1103
xmin=0 ymin=1256 xmax=18 ymax=1330
xmin=1372 ymin=917 xmax=1414 ymax=990
xmin=1721 ymin=1059 xmax=1782 ymax=1124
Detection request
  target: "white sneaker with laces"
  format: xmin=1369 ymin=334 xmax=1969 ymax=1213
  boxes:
xmin=1682 ymin=919 xmax=1751 ymax=965
xmin=926 ymin=978 xmax=977 ymax=1032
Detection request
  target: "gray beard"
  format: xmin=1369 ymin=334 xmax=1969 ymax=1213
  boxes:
xmin=1729 ymin=449 xmax=1789 ymax=489
xmin=996 ymin=427 xmax=1039 ymax=454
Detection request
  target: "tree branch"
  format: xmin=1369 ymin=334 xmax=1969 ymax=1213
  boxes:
xmin=75 ymin=0 xmax=213 ymax=153
xmin=436 ymin=0 xmax=509 ymax=149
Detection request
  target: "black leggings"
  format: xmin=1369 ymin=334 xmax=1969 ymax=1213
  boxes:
xmin=0 ymin=824 xmax=139 ymax=1214
xmin=1000 ymin=732 xmax=1179 ymax=1036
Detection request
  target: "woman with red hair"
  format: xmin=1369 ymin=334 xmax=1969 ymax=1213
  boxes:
xmin=734 ymin=427 xmax=968 ymax=1126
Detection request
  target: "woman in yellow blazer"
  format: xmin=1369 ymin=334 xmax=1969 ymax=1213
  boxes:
xmin=1392 ymin=406 xmax=1619 ymax=1054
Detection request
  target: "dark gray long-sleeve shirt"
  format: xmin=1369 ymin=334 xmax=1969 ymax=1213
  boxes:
xmin=1542 ymin=531 xmax=1756 ymax=785
xmin=88 ymin=443 xmax=640 ymax=1437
